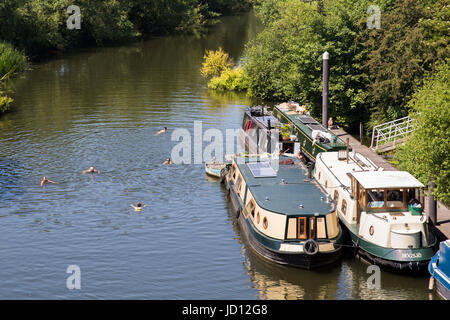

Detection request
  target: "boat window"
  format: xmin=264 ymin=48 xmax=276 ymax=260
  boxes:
xmin=387 ymin=189 xmax=405 ymax=208
xmin=298 ymin=217 xmax=307 ymax=239
xmin=263 ymin=217 xmax=268 ymax=229
xmin=230 ymin=164 xmax=237 ymax=181
xmin=309 ymin=217 xmax=315 ymax=239
xmin=257 ymin=212 xmax=260 ymax=224
xmin=341 ymin=199 xmax=347 ymax=215
xmin=334 ymin=190 xmax=339 ymax=203
xmin=367 ymin=189 xmax=385 ymax=208
xmin=318 ymin=171 xmax=321 ymax=180
xmin=287 ymin=218 xmax=297 ymax=239
xmin=316 ymin=217 xmax=326 ymax=239
xmin=325 ymin=181 xmax=328 ymax=189
xmin=235 ymin=176 xmax=242 ymax=195
xmin=243 ymin=199 xmax=255 ymax=219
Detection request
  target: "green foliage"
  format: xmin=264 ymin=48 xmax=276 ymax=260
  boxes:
xmin=0 ymin=0 xmax=251 ymax=56
xmin=244 ymin=0 xmax=372 ymax=131
xmin=208 ymin=67 xmax=248 ymax=91
xmin=0 ymin=94 xmax=13 ymax=113
xmin=395 ymin=61 xmax=450 ymax=205
xmin=244 ymin=0 xmax=448 ymax=132
xmin=362 ymin=0 xmax=436 ymax=127
xmin=201 ymin=47 xmax=234 ymax=78
xmin=0 ymin=42 xmax=26 ymax=79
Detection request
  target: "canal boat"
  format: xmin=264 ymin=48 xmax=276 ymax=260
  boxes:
xmin=205 ymin=161 xmax=228 ymax=178
xmin=429 ymin=240 xmax=450 ymax=300
xmin=314 ymin=151 xmax=438 ymax=273
xmin=222 ymin=154 xmax=343 ymax=269
xmin=272 ymin=102 xmax=348 ymax=161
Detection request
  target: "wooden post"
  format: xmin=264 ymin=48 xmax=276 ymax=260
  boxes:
xmin=426 ymin=181 xmax=437 ymax=225
xmin=346 ymin=137 xmax=349 ymax=163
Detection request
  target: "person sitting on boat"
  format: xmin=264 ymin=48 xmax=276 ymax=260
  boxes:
xmin=130 ymin=202 xmax=147 ymax=212
xmin=163 ymin=158 xmax=172 ymax=165
xmin=81 ymin=166 xmax=101 ymax=174
xmin=41 ymin=176 xmax=59 ymax=186
xmin=155 ymin=127 xmax=167 ymax=135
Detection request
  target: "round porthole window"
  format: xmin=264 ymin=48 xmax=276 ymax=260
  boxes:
xmin=369 ymin=226 xmax=374 ymax=236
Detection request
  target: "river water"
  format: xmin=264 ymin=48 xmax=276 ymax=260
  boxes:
xmin=0 ymin=12 xmax=438 ymax=299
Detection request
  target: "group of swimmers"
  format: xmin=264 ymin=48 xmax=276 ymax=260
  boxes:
xmin=40 ymin=127 xmax=171 ymax=212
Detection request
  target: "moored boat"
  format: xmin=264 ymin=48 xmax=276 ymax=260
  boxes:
xmin=272 ymin=102 xmax=348 ymax=161
xmin=205 ymin=161 xmax=228 ymax=178
xmin=429 ymin=240 xmax=450 ymax=299
xmin=222 ymin=154 xmax=343 ymax=269
xmin=314 ymin=151 xmax=438 ymax=273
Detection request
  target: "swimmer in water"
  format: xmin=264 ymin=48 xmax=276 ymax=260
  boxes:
xmin=163 ymin=158 xmax=172 ymax=165
xmin=155 ymin=127 xmax=168 ymax=135
xmin=40 ymin=176 xmax=59 ymax=186
xmin=130 ymin=202 xmax=147 ymax=212
xmin=81 ymin=166 xmax=101 ymax=174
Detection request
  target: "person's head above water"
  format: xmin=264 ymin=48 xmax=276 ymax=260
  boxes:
xmin=136 ymin=202 xmax=142 ymax=207
xmin=89 ymin=167 xmax=95 ymax=173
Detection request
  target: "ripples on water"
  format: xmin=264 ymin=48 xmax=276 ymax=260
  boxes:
xmin=0 ymin=12 xmax=438 ymax=299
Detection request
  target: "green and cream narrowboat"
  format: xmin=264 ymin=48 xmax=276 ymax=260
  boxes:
xmin=314 ymin=151 xmax=438 ymax=272
xmin=272 ymin=102 xmax=348 ymax=161
xmin=222 ymin=155 xmax=343 ymax=269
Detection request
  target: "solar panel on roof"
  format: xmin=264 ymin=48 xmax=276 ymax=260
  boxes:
xmin=308 ymin=124 xmax=327 ymax=132
xmin=297 ymin=116 xmax=319 ymax=124
xmin=247 ymin=162 xmax=277 ymax=178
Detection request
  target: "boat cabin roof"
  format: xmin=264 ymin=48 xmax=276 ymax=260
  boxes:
xmin=317 ymin=152 xmax=378 ymax=188
xmin=273 ymin=105 xmax=347 ymax=150
xmin=349 ymin=171 xmax=424 ymax=189
xmin=233 ymin=156 xmax=334 ymax=216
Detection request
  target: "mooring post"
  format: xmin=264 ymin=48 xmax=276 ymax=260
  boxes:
xmin=426 ymin=181 xmax=438 ymax=225
xmin=322 ymin=51 xmax=329 ymax=128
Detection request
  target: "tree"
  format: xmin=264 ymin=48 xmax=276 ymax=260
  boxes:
xmin=395 ymin=61 xmax=450 ymax=206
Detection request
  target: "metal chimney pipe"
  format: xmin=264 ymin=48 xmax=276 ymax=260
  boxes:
xmin=322 ymin=51 xmax=329 ymax=128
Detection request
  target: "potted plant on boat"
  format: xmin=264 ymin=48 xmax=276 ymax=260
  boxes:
xmin=281 ymin=124 xmax=291 ymax=141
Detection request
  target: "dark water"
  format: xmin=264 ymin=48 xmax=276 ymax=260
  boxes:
xmin=0 ymin=12 xmax=437 ymax=299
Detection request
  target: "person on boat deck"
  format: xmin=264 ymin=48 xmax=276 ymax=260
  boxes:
xmin=155 ymin=127 xmax=167 ymax=135
xmin=297 ymin=151 xmax=306 ymax=164
xmin=163 ymin=158 xmax=172 ymax=165
xmin=130 ymin=202 xmax=147 ymax=212
xmin=328 ymin=117 xmax=333 ymax=129
xmin=81 ymin=166 xmax=101 ymax=174
xmin=41 ymin=176 xmax=59 ymax=186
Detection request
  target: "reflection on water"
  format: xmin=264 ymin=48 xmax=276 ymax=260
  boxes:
xmin=0 ymin=11 xmax=438 ymax=299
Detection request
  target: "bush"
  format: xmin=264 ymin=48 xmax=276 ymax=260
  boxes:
xmin=0 ymin=42 xmax=26 ymax=79
xmin=201 ymin=47 xmax=234 ymax=79
xmin=0 ymin=95 xmax=13 ymax=113
xmin=208 ymin=67 xmax=248 ymax=91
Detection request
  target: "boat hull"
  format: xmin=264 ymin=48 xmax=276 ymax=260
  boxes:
xmin=227 ymin=179 xmax=342 ymax=270
xmin=428 ymin=242 xmax=450 ymax=300
xmin=341 ymin=220 xmax=437 ymax=274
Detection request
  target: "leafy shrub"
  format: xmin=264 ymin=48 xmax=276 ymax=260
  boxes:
xmin=208 ymin=67 xmax=248 ymax=91
xmin=201 ymin=47 xmax=234 ymax=78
